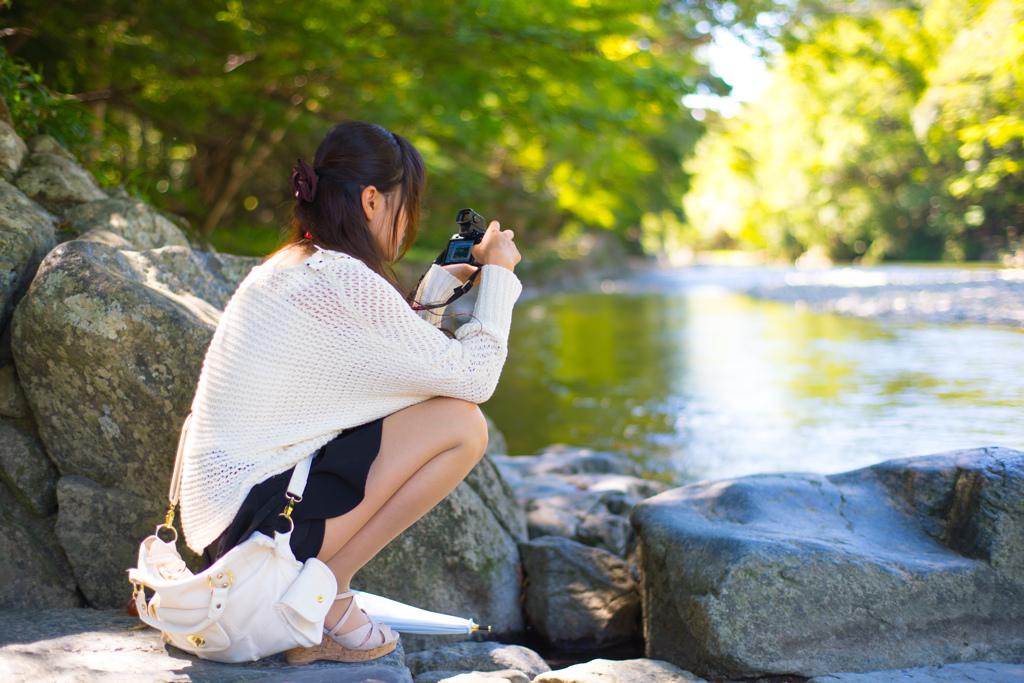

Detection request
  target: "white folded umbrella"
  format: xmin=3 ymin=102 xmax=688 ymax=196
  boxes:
xmin=352 ymin=590 xmax=490 ymax=636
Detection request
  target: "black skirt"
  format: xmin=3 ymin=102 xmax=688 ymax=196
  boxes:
xmin=202 ymin=417 xmax=383 ymax=565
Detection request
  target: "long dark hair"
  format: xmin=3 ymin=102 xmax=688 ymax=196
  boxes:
xmin=287 ymin=122 xmax=426 ymax=289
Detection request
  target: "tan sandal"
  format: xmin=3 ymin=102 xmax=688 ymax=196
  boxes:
xmin=286 ymin=590 xmax=399 ymax=664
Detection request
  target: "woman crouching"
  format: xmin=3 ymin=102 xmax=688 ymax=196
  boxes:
xmin=177 ymin=121 xmax=521 ymax=663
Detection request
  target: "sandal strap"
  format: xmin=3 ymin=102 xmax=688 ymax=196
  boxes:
xmin=353 ymin=611 xmax=392 ymax=648
xmin=326 ymin=591 xmax=359 ymax=638
xmin=323 ymin=591 xmax=397 ymax=649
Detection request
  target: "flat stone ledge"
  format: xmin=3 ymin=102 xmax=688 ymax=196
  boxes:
xmin=0 ymin=608 xmax=410 ymax=683
xmin=807 ymin=661 xmax=1024 ymax=683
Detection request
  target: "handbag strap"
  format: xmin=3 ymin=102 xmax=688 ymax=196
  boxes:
xmin=168 ymin=414 xmax=192 ymax=506
xmin=160 ymin=412 xmax=316 ymax=540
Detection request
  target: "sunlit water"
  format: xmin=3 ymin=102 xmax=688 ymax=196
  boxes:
xmin=482 ymin=266 xmax=1024 ymax=484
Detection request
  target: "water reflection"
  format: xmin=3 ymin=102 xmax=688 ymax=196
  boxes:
xmin=483 ymin=284 xmax=1024 ymax=484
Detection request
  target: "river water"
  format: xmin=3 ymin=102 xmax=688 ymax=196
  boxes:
xmin=482 ymin=265 xmax=1024 ymax=484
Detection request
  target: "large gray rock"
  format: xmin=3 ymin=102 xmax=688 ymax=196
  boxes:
xmin=807 ymin=661 xmax=1024 ymax=682
xmin=631 ymin=447 xmax=1024 ymax=679
xmin=13 ymin=151 xmax=106 ymax=214
xmin=0 ymin=365 xmax=30 ymax=419
xmin=534 ymin=658 xmax=706 ymax=683
xmin=0 ymin=120 xmax=27 ymax=180
xmin=464 ymin=454 xmax=528 ymax=543
xmin=0 ymin=481 xmax=79 ymax=608
xmin=406 ymin=642 xmax=549 ymax=678
xmin=64 ymin=197 xmax=191 ymax=250
xmin=0 ymin=179 xmax=57 ymax=331
xmin=55 ymin=475 xmax=170 ymax=609
xmin=353 ymin=479 xmax=525 ymax=652
xmin=0 ymin=420 xmax=57 ymax=516
xmin=0 ymin=608 xmax=411 ymax=683
xmin=11 ymin=240 xmax=257 ymax=500
xmin=519 ymin=536 xmax=640 ymax=647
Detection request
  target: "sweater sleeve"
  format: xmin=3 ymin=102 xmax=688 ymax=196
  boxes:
xmin=331 ymin=262 xmax=522 ymax=405
xmin=412 ymin=264 xmax=463 ymax=327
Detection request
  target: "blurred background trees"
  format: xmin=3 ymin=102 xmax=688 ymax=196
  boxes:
xmin=1 ymin=0 xmax=728 ymax=257
xmin=685 ymin=0 xmax=1024 ymax=263
xmin=1 ymin=0 xmax=1020 ymax=263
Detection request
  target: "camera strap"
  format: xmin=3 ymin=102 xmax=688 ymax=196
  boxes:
xmin=411 ymin=267 xmax=481 ymax=311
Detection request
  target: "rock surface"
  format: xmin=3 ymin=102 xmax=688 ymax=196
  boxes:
xmin=414 ymin=671 xmax=530 ymax=683
xmin=55 ymin=475 xmax=170 ymax=609
xmin=806 ymin=661 xmax=1024 ymax=682
xmin=464 ymin=454 xmax=528 ymax=543
xmin=353 ymin=478 xmax=525 ymax=652
xmin=0 ymin=482 xmax=79 ymax=608
xmin=494 ymin=449 xmax=665 ymax=558
xmin=631 ymin=446 xmax=1024 ymax=679
xmin=0 ymin=420 xmax=57 ymax=516
xmin=0 ymin=366 xmax=30 ymax=418
xmin=0 ymin=120 xmax=27 ymax=180
xmin=0 ymin=179 xmax=57 ymax=331
xmin=0 ymin=608 xmax=411 ymax=682
xmin=520 ymin=536 xmax=640 ymax=647
xmin=11 ymin=240 xmax=257 ymax=501
xmin=64 ymin=197 xmax=191 ymax=250
xmin=405 ymin=642 xmax=549 ymax=679
xmin=493 ymin=447 xmax=642 ymax=479
xmin=13 ymin=151 xmax=106 ymax=214
xmin=533 ymin=658 xmax=706 ymax=683
xmin=26 ymin=134 xmax=76 ymax=160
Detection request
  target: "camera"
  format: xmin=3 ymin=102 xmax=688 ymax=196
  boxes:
xmin=440 ymin=209 xmax=487 ymax=267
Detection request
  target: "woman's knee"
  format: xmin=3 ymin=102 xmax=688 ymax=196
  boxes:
xmin=431 ymin=397 xmax=488 ymax=459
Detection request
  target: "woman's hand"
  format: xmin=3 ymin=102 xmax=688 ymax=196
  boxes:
xmin=441 ymin=263 xmax=479 ymax=283
xmin=472 ymin=221 xmax=521 ymax=272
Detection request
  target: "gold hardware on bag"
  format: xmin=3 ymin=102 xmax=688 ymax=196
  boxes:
xmin=318 ymin=596 xmax=323 ymax=603
xmin=278 ymin=492 xmax=302 ymax=533
xmin=208 ymin=569 xmax=233 ymax=590
xmin=155 ymin=504 xmax=178 ymax=542
xmin=189 ymin=635 xmax=205 ymax=647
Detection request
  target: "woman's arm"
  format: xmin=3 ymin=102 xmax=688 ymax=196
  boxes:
xmin=411 ymin=264 xmax=463 ymax=327
xmin=331 ymin=261 xmax=522 ymax=405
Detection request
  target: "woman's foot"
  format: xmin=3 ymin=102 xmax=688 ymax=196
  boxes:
xmin=326 ymin=593 xmax=369 ymax=635
xmin=285 ymin=591 xmax=398 ymax=665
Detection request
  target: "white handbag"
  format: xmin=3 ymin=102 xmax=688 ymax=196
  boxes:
xmin=127 ymin=415 xmax=338 ymax=663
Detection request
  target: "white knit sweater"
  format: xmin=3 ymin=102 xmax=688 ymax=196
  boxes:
xmin=179 ymin=247 xmax=522 ymax=553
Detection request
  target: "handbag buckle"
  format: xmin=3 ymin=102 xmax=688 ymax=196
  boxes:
xmin=278 ymin=492 xmax=302 ymax=534
xmin=208 ymin=569 xmax=234 ymax=590
xmin=155 ymin=505 xmax=178 ymax=542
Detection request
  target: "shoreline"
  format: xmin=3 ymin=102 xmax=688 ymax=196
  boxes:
xmin=743 ymin=265 xmax=1024 ymax=328
xmin=606 ymin=262 xmax=1024 ymax=329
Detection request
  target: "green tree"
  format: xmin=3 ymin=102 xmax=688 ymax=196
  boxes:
xmin=913 ymin=0 xmax=1024 ymax=259
xmin=2 ymin=0 xmax=722 ymax=255
xmin=685 ymin=0 xmax=1023 ymax=262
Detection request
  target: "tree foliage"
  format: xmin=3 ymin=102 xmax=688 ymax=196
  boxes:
xmin=0 ymin=50 xmax=95 ymax=157
xmin=685 ymin=0 xmax=1024 ymax=262
xmin=2 ymin=0 xmax=733 ymax=254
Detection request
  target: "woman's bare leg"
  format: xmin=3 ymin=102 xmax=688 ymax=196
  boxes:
xmin=316 ymin=397 xmax=488 ymax=635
